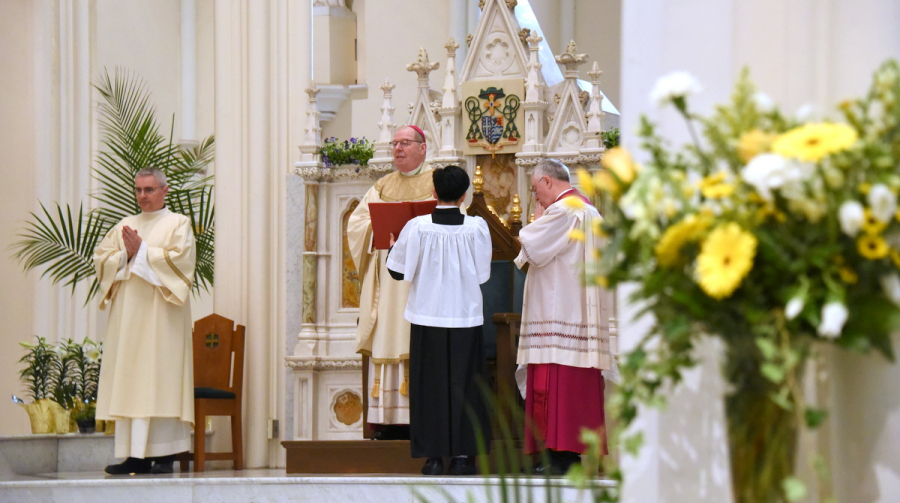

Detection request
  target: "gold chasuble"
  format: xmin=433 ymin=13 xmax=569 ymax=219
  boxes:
xmin=93 ymin=208 xmax=195 ymax=457
xmin=347 ymin=163 xmax=434 ymax=424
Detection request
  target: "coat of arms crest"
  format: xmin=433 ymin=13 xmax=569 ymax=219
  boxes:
xmin=462 ymin=81 xmax=524 ymax=157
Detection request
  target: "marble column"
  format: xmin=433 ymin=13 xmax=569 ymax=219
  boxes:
xmin=32 ymin=0 xmax=95 ymax=346
xmin=214 ymin=0 xmax=311 ymax=469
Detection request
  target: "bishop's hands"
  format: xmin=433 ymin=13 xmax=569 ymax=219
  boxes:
xmin=533 ymin=200 xmax=545 ymax=220
xmin=122 ymin=226 xmax=143 ymax=260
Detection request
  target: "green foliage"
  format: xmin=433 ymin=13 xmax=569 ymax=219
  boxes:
xmin=12 ymin=68 xmax=215 ymax=300
xmin=319 ymin=136 xmax=374 ymax=167
xmin=18 ymin=336 xmax=56 ymax=401
xmin=601 ymin=127 xmax=620 ymax=149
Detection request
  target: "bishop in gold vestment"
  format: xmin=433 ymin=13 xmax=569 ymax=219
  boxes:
xmin=93 ymin=168 xmax=195 ymax=474
xmin=347 ymin=125 xmax=434 ymax=428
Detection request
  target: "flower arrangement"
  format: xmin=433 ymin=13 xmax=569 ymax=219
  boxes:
xmin=319 ymin=136 xmax=374 ymax=168
xmin=573 ymin=59 xmax=900 ymax=501
xmin=19 ymin=336 xmax=102 ymax=414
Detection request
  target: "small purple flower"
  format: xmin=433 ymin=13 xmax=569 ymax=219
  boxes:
xmin=350 ymin=137 xmax=357 ymax=144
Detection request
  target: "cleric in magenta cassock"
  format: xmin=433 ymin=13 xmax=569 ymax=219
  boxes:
xmin=515 ymin=158 xmax=615 ymax=475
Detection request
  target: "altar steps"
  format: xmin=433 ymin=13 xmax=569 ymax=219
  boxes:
xmin=0 ymin=469 xmax=616 ymax=503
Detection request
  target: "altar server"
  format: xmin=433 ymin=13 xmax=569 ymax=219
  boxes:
xmin=93 ymin=167 xmax=195 ymax=475
xmin=386 ymin=165 xmax=493 ymax=475
xmin=515 ymin=158 xmax=614 ymax=475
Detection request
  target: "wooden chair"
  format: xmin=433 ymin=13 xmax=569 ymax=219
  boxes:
xmin=179 ymin=314 xmax=245 ymax=472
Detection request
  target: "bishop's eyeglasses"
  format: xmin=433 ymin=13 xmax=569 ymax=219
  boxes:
xmin=389 ymin=139 xmax=424 ymax=149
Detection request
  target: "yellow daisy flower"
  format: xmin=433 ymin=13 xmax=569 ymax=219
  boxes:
xmin=698 ymin=172 xmax=736 ymax=199
xmin=857 ymin=234 xmax=889 ymax=259
xmin=696 ymin=223 xmax=757 ymax=299
xmin=737 ymin=129 xmax=776 ymax=163
xmin=839 ymin=267 xmax=858 ymax=284
xmin=859 ymin=182 xmax=872 ymax=195
xmin=890 ymin=248 xmax=900 ymax=268
xmin=655 ymin=215 xmax=709 ymax=268
xmin=576 ymin=169 xmax=595 ymax=198
xmin=601 ymin=147 xmax=638 ymax=185
xmin=562 ymin=196 xmax=586 ymax=210
xmin=569 ymin=229 xmax=586 ymax=242
xmin=591 ymin=217 xmax=607 ymax=237
xmin=862 ymin=209 xmax=888 ymax=235
xmin=772 ymin=122 xmax=858 ymax=162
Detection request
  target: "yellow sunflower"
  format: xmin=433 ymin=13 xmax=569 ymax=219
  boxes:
xmin=737 ymin=129 xmax=776 ymax=163
xmin=698 ymin=172 xmax=736 ymax=199
xmin=862 ymin=209 xmax=888 ymax=235
xmin=772 ymin=122 xmax=858 ymax=162
xmin=857 ymin=234 xmax=889 ymax=259
xmin=839 ymin=267 xmax=858 ymax=284
xmin=655 ymin=215 xmax=709 ymax=267
xmin=890 ymin=248 xmax=900 ymax=268
xmin=696 ymin=223 xmax=757 ymax=299
xmin=562 ymin=196 xmax=586 ymax=210
xmin=601 ymin=147 xmax=638 ymax=184
xmin=576 ymin=169 xmax=595 ymax=198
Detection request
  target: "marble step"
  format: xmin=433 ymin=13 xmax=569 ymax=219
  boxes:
xmin=0 ymin=432 xmax=216 ymax=476
xmin=0 ymin=469 xmax=617 ymax=503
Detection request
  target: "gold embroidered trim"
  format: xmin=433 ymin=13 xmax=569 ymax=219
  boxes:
xmin=164 ymin=250 xmax=192 ymax=287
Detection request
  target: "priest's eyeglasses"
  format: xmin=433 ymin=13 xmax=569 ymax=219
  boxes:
xmin=389 ymin=139 xmax=424 ymax=149
xmin=134 ymin=186 xmax=163 ymax=195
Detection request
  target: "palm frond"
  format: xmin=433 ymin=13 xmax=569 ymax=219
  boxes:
xmin=167 ymin=185 xmax=215 ymax=293
xmin=12 ymin=204 xmax=112 ymax=297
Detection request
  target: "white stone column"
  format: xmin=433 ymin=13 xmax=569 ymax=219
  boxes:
xmin=214 ymin=0 xmax=311 ymax=469
xmin=181 ymin=0 xmax=197 ymax=143
xmin=32 ymin=0 xmax=95 ymax=345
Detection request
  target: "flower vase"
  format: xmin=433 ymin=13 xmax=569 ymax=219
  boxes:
xmin=20 ymin=399 xmax=57 ymax=434
xmin=53 ymin=407 xmax=75 ymax=434
xmin=76 ymin=418 xmax=96 ymax=434
xmin=724 ymin=341 xmax=801 ymax=503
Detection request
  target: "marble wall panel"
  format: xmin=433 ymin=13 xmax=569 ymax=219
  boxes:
xmin=341 ymin=199 xmax=361 ymax=308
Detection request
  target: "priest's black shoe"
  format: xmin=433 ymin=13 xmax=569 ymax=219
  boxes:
xmin=448 ymin=456 xmax=478 ymax=476
xmin=421 ymin=457 xmax=443 ymax=476
xmin=105 ymin=457 xmax=152 ymax=475
xmin=532 ymin=450 xmax=580 ymax=476
xmin=149 ymin=454 xmax=176 ymax=474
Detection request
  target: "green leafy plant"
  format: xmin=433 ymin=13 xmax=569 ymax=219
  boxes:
xmin=12 ymin=68 xmax=215 ymax=300
xmin=72 ymin=402 xmax=96 ymax=423
xmin=18 ymin=336 xmax=103 ymax=411
xmin=601 ymin=127 xmax=620 ymax=149
xmin=319 ymin=136 xmax=374 ymax=168
xmin=18 ymin=336 xmax=56 ymax=401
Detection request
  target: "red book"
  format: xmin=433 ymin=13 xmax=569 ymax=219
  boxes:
xmin=369 ymin=200 xmax=438 ymax=250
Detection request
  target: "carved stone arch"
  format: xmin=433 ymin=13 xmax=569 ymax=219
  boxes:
xmin=340 ymin=198 xmax=361 ymax=308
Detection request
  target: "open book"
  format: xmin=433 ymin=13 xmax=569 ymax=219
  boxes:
xmin=369 ymin=200 xmax=438 ymax=250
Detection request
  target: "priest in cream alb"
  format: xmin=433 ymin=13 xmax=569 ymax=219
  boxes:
xmin=93 ymin=167 xmax=195 ymax=475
